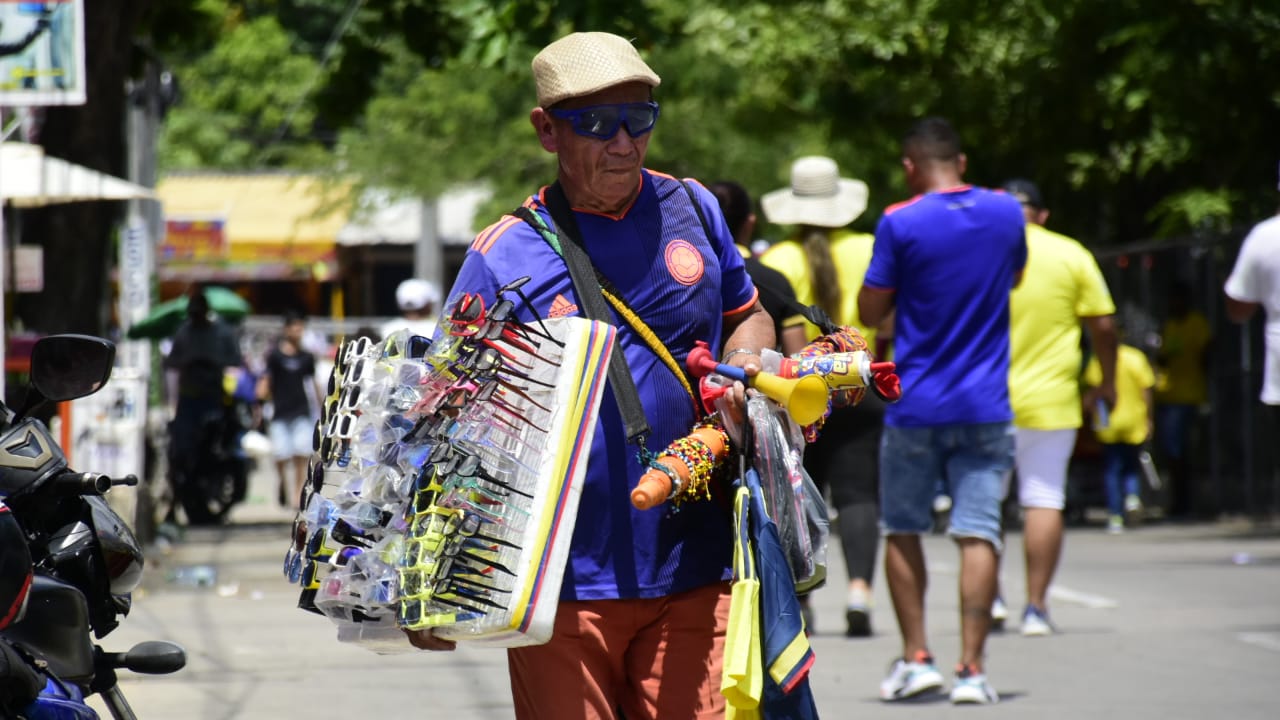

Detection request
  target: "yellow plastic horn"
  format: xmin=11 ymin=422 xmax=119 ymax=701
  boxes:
xmin=686 ymin=344 xmax=829 ymax=426
xmin=751 ymin=372 xmax=830 ymax=426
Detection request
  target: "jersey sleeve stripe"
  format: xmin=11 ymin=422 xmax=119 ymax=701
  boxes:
xmin=471 ymin=218 xmax=507 ymax=251
xmin=722 ymin=287 xmax=760 ymax=317
xmin=477 ymin=216 xmax=522 ymax=255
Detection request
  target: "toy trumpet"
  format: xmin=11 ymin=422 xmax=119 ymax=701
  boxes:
xmin=777 ymin=351 xmax=902 ymax=402
xmin=630 ymin=422 xmax=730 ymax=511
xmin=685 ymin=343 xmax=829 ymax=426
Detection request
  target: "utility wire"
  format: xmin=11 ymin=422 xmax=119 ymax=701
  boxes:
xmin=264 ymin=0 xmax=365 ymax=149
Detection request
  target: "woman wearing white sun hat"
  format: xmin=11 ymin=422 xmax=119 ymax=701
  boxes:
xmin=759 ymin=155 xmax=887 ymax=638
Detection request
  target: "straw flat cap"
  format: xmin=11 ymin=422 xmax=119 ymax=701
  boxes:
xmin=532 ymin=32 xmax=660 ymax=107
xmin=761 ymin=156 xmax=869 ymax=228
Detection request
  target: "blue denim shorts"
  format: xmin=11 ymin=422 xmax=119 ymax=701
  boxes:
xmin=879 ymin=421 xmax=1014 ymax=550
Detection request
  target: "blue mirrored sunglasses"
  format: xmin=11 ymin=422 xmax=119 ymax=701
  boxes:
xmin=549 ymin=102 xmax=660 ymax=140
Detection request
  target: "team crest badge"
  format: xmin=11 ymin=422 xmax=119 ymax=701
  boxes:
xmin=664 ymin=239 xmax=704 ymax=286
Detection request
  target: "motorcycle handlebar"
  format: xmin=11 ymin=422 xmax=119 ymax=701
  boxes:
xmin=50 ymin=472 xmax=138 ymax=496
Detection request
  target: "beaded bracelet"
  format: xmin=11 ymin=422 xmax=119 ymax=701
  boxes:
xmin=655 ymin=417 xmax=730 ymax=506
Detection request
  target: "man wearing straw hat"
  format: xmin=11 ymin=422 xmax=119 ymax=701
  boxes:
xmin=409 ymin=31 xmax=775 ymax=720
xmin=758 ymin=156 xmax=889 ymax=639
xmin=858 ymin=117 xmax=1026 ymax=705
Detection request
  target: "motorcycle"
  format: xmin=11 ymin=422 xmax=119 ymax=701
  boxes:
xmin=0 ymin=334 xmax=186 ymax=719
xmin=168 ymin=362 xmax=252 ymax=526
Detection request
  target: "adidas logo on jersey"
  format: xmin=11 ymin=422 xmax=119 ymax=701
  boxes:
xmin=549 ymin=294 xmax=578 ymax=318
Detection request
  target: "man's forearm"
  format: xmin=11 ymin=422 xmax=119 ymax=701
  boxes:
xmin=1225 ymin=296 xmax=1259 ymax=323
xmin=857 ymin=286 xmax=894 ymax=327
xmin=1085 ymin=315 xmax=1119 ymax=389
xmin=721 ymin=301 xmax=775 ymax=361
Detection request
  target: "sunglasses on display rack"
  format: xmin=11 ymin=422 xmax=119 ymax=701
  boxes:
xmin=549 ymin=101 xmax=660 ymax=140
xmin=338 ymin=336 xmax=375 ymax=372
xmin=498 ymin=276 xmax=564 ymax=348
xmin=435 ymin=579 xmax=506 ymax=610
xmin=283 ymin=547 xmax=304 ymax=584
xmin=452 ymin=454 xmax=533 ymax=500
xmin=448 ymin=293 xmax=486 ymax=336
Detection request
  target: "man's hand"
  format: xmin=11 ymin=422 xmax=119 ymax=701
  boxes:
xmin=403 ymin=627 xmax=457 ymax=652
xmin=1097 ymin=381 xmax=1118 ymax=410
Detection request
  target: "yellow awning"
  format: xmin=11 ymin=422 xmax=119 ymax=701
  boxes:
xmin=156 ymin=173 xmax=353 ymax=281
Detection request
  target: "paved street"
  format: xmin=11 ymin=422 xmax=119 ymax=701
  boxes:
xmin=90 ymin=472 xmax=1280 ymax=719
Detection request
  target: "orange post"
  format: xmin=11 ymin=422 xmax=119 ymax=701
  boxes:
xmin=59 ymin=401 xmax=72 ymax=453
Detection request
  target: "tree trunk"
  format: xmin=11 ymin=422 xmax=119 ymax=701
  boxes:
xmin=14 ymin=0 xmax=150 ymax=336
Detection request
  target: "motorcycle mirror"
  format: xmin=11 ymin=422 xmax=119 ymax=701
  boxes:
xmin=113 ymin=640 xmax=187 ymax=675
xmin=20 ymin=335 xmax=116 ymax=417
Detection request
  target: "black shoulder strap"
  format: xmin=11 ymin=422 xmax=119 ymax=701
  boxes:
xmin=678 ymin=180 xmax=839 ymax=336
xmin=541 ymin=183 xmax=651 ymax=448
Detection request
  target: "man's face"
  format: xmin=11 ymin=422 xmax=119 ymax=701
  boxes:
xmin=531 ymin=81 xmax=653 ymax=215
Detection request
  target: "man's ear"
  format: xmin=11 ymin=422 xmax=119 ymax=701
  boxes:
xmin=956 ymin=152 xmax=968 ymax=176
xmin=530 ymin=108 xmax=557 ymax=153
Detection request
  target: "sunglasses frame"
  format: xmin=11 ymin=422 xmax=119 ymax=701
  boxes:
xmin=549 ymin=101 xmax=661 ymax=140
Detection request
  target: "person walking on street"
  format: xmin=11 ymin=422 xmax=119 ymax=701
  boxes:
xmin=997 ymin=178 xmax=1117 ymax=635
xmin=258 ymin=310 xmax=321 ymax=508
xmin=163 ymin=287 xmax=244 ymax=524
xmin=1083 ymin=338 xmax=1156 ymax=533
xmin=858 ymin=117 xmax=1025 ymax=705
xmin=1155 ymin=283 xmax=1212 ymax=519
xmin=380 ymin=278 xmax=441 ymax=340
xmin=758 ymin=156 xmax=888 ymax=638
xmin=404 ymin=32 xmax=775 ymax=720
xmin=1224 ymin=168 xmax=1280 ymax=464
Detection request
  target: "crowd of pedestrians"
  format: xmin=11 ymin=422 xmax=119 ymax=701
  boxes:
xmin=705 ymin=125 xmax=1279 ymax=708
xmin=161 ymin=30 xmax=1276 ymax=716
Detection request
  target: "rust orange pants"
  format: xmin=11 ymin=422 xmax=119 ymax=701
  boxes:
xmin=508 ymin=581 xmax=732 ymax=720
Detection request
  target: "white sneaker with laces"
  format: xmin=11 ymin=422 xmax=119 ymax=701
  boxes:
xmin=880 ymin=653 xmax=945 ymax=701
xmin=990 ymin=596 xmax=1008 ymax=632
xmin=950 ymin=667 xmax=999 ymax=704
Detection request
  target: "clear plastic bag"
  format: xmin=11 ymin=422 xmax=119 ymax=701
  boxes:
xmin=746 ymin=394 xmax=829 ymax=594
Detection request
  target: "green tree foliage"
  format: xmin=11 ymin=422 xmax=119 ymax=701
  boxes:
xmin=158 ymin=15 xmax=325 ymax=169
xmin=157 ymin=0 xmax=1280 ymax=246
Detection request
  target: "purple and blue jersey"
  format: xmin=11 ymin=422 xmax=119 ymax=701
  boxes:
xmin=864 ymin=186 xmax=1026 ymax=428
xmin=445 ymin=169 xmax=758 ymax=601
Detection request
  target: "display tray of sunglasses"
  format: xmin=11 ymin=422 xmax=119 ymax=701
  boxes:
xmin=288 ymin=308 xmax=618 ymax=649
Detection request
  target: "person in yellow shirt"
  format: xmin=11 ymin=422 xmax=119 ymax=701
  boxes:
xmin=1084 ymin=342 xmax=1156 ymax=534
xmin=760 ymin=155 xmax=886 ymax=637
xmin=1155 ymin=285 xmax=1212 ymax=518
xmin=999 ymin=179 xmax=1117 ymax=636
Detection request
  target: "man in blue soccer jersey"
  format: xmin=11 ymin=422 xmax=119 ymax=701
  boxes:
xmin=405 ymin=32 xmax=774 ymax=720
xmin=858 ymin=117 xmax=1026 ymax=706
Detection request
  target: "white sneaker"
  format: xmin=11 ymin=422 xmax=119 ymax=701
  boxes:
xmin=990 ymin=596 xmax=1008 ymax=632
xmin=932 ymin=494 xmax=953 ymax=514
xmin=1021 ymin=604 xmax=1055 ymax=637
xmin=1124 ymin=494 xmax=1144 ymax=527
xmin=950 ymin=666 xmax=999 ymax=704
xmin=1107 ymin=515 xmax=1125 ymax=534
xmin=880 ymin=652 xmax=945 ymax=701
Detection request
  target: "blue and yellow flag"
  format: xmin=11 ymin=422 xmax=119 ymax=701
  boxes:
xmin=747 ymin=466 xmax=819 ymax=719
xmin=721 ymin=466 xmax=820 ymax=719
